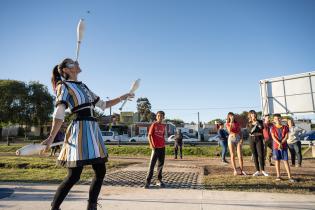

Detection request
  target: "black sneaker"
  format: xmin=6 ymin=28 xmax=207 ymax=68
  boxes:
xmin=156 ymin=181 xmax=165 ymax=188
xmin=143 ymin=183 xmax=150 ymax=189
xmin=222 ymin=159 xmax=229 ymax=164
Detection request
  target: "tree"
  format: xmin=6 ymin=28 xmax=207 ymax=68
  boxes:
xmin=150 ymin=111 xmax=156 ymax=122
xmin=0 ymin=80 xmax=54 ymax=139
xmin=136 ymin=97 xmax=153 ymax=122
xmin=27 ymin=81 xmax=54 ymax=137
xmin=165 ymin=118 xmax=184 ymax=127
xmin=0 ymin=80 xmax=29 ymax=123
xmin=0 ymin=80 xmax=28 ymax=142
xmin=237 ymin=110 xmax=263 ymax=128
xmin=208 ymin=118 xmax=224 ymax=124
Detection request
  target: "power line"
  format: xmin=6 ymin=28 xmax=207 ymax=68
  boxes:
xmin=151 ymin=106 xmax=260 ymax=111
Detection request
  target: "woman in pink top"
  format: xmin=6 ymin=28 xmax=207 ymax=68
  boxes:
xmin=226 ymin=112 xmax=247 ymax=176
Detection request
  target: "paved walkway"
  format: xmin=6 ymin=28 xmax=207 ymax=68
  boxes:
xmin=1 ymin=183 xmax=315 ymax=210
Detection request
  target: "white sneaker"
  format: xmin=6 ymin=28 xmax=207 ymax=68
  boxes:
xmin=262 ymin=171 xmax=269 ymax=177
xmin=253 ymin=171 xmax=260 ymax=176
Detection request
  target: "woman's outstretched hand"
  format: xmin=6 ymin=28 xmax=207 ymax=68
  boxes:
xmin=41 ymin=136 xmax=54 ymax=150
xmin=121 ymin=93 xmax=135 ymax=101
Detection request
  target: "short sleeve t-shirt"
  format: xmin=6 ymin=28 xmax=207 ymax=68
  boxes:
xmin=271 ymin=125 xmax=289 ymax=150
xmin=148 ymin=122 xmax=166 ymax=148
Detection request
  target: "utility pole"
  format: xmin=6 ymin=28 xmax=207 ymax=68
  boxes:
xmin=106 ymin=97 xmax=112 ymax=116
xmin=197 ymin=112 xmax=200 ymax=141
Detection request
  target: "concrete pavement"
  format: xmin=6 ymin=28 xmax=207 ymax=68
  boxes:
xmin=1 ymin=183 xmax=315 ymax=210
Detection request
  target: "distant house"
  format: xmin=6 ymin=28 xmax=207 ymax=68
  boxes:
xmin=120 ymin=112 xmax=135 ymax=125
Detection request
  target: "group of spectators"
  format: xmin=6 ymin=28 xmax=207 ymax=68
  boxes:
xmin=217 ymin=111 xmax=305 ymax=182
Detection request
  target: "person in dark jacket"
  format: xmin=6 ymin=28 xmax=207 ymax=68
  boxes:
xmin=217 ymin=121 xmax=229 ymax=163
xmin=174 ymin=129 xmax=183 ymax=159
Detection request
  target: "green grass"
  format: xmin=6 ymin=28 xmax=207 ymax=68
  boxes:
xmin=107 ymin=145 xmax=252 ymax=157
xmin=0 ymin=155 xmax=132 ymax=183
xmin=0 ymin=144 xmax=23 ymax=153
xmin=0 ymin=143 xmax=311 ymax=157
xmin=0 ymin=144 xmax=244 ymax=157
xmin=0 ymin=144 xmax=307 ymax=157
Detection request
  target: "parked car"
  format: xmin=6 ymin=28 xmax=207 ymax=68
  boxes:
xmin=208 ymin=134 xmax=220 ymax=142
xmin=300 ymin=130 xmax=315 ymax=140
xmin=101 ymin=131 xmax=127 ymax=142
xmin=129 ymin=134 xmax=148 ymax=142
xmin=300 ymin=130 xmax=315 ymax=145
xmin=167 ymin=134 xmax=199 ymax=143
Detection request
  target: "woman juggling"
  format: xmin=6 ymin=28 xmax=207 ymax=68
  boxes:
xmin=41 ymin=58 xmax=134 ymax=210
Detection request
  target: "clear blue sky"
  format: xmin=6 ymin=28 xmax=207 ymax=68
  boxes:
xmin=1 ymin=0 xmax=315 ymax=123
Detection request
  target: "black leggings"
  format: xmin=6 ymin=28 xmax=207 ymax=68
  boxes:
xmin=51 ymin=163 xmax=106 ymax=209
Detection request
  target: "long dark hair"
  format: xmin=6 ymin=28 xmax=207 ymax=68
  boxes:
xmin=248 ymin=110 xmax=257 ymax=123
xmin=51 ymin=58 xmax=72 ymax=92
xmin=226 ymin=112 xmax=237 ymax=124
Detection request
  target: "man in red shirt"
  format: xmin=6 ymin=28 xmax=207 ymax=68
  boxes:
xmin=144 ymin=111 xmax=166 ymax=189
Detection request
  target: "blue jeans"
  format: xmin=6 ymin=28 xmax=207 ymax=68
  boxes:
xmin=288 ymin=141 xmax=302 ymax=166
xmin=219 ymin=140 xmax=228 ymax=161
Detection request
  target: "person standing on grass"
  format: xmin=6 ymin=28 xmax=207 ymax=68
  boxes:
xmin=144 ymin=111 xmax=166 ymax=189
xmin=271 ymin=114 xmax=294 ymax=182
xmin=174 ymin=129 xmax=183 ymax=159
xmin=247 ymin=110 xmax=269 ymax=176
xmin=217 ymin=121 xmax=229 ymax=164
xmin=226 ymin=112 xmax=247 ymax=176
xmin=287 ymin=118 xmax=304 ymax=168
xmin=263 ymin=114 xmax=274 ymax=166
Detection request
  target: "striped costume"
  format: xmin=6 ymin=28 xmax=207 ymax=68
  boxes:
xmin=55 ymin=80 xmax=108 ymax=167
